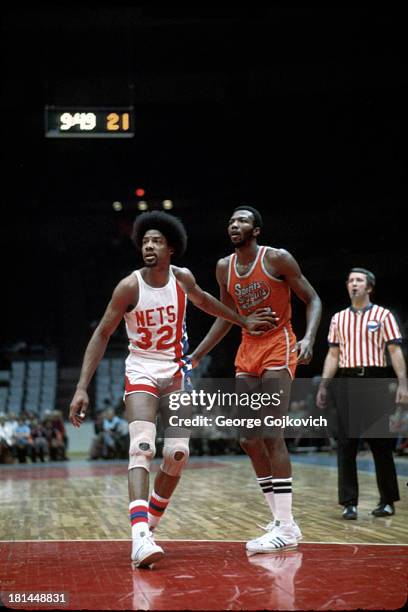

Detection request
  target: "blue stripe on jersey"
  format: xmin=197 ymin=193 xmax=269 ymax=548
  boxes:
xmin=182 ymin=322 xmax=189 ymax=355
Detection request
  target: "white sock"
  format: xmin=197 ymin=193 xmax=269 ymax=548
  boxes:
xmin=272 ymin=478 xmax=293 ymax=523
xmin=129 ymin=499 xmax=150 ymax=540
xmin=257 ymin=475 xmax=275 ymax=518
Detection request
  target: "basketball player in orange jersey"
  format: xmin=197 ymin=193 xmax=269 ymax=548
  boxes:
xmin=191 ymin=205 xmax=322 ymax=553
xmin=69 ymin=211 xmax=275 ymax=568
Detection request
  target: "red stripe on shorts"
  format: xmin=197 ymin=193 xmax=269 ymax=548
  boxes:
xmin=125 ymin=377 xmax=159 ymax=397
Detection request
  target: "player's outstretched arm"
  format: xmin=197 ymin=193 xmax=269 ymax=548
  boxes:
xmin=189 ymin=259 xmax=235 ymax=365
xmin=69 ymin=276 xmax=137 ymax=428
xmin=269 ymin=249 xmax=322 ymax=364
xmin=174 ymin=265 xmax=276 ymax=335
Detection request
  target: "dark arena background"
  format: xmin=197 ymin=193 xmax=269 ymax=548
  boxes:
xmin=1 ymin=6 xmax=407 ymax=611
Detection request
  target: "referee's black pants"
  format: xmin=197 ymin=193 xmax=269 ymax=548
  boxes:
xmin=337 ymin=437 xmax=399 ymax=506
xmin=333 ymin=368 xmax=400 ymax=507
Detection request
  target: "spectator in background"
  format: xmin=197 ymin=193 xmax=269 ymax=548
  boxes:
xmin=5 ymin=412 xmax=18 ymax=461
xmin=285 ymin=400 xmax=308 ymax=452
xmin=0 ymin=414 xmax=14 ymax=463
xmin=50 ymin=410 xmax=69 ymax=460
xmin=31 ymin=418 xmax=49 ymax=462
xmin=102 ymin=408 xmax=122 ymax=455
xmin=207 ymin=421 xmax=227 ymax=456
xmin=13 ymin=416 xmax=34 ymax=463
xmin=89 ymin=411 xmax=105 ymax=459
xmin=7 ymin=412 xmax=19 ymax=434
xmin=24 ymin=410 xmax=36 ymax=424
xmin=114 ymin=412 xmax=130 ymax=459
xmin=88 ymin=407 xmax=128 ymax=460
xmin=44 ymin=416 xmax=65 ymax=461
xmin=305 ymin=376 xmax=336 ymax=452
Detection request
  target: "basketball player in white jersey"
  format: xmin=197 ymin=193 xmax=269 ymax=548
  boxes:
xmin=69 ymin=211 xmax=275 ymax=568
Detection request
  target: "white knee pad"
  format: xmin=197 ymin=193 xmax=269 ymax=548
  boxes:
xmin=128 ymin=420 xmax=156 ymax=472
xmin=161 ymin=437 xmax=190 ymax=477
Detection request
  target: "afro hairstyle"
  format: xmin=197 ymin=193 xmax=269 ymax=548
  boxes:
xmin=132 ymin=211 xmax=187 ymax=258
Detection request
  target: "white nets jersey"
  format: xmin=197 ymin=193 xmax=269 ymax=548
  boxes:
xmin=124 ymin=267 xmax=189 ymax=363
xmin=123 ymin=268 xmax=191 ymax=397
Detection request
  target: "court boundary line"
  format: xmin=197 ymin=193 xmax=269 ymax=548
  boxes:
xmin=1 ymin=538 xmax=407 ymax=546
xmin=217 ymin=455 xmax=408 ymax=477
xmin=291 ymin=458 xmax=408 ymax=478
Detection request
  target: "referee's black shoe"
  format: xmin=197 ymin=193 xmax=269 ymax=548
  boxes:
xmin=371 ymin=503 xmax=395 ymax=517
xmin=342 ymin=505 xmax=357 ymax=520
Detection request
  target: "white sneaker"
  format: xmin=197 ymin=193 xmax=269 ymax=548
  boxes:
xmin=131 ymin=534 xmax=164 ymax=568
xmin=257 ymin=519 xmax=303 ymax=542
xmin=247 ymin=550 xmax=303 ymax=574
xmin=246 ymin=520 xmax=299 ymax=553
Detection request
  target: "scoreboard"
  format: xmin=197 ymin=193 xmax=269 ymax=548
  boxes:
xmin=45 ymin=106 xmax=134 ymax=138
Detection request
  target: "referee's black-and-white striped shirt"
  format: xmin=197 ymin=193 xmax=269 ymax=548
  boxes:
xmin=328 ymin=303 xmax=402 ymax=368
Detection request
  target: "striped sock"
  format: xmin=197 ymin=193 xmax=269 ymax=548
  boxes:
xmin=272 ymin=477 xmax=293 ymax=523
xmin=129 ymin=499 xmax=149 ymax=540
xmin=257 ymin=475 xmax=275 ymax=518
xmin=148 ymin=491 xmax=170 ymax=531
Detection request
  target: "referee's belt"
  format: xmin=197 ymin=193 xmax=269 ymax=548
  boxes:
xmin=338 ymin=366 xmax=387 ymax=378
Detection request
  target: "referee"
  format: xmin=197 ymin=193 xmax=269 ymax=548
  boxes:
xmin=316 ymin=268 xmax=407 ymax=520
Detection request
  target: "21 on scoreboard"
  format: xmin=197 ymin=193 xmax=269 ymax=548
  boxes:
xmin=45 ymin=106 xmax=134 ymax=138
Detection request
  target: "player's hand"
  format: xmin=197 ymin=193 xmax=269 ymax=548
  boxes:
xmin=396 ymin=383 xmax=408 ymax=405
xmin=292 ymin=337 xmax=313 ymax=364
xmin=245 ymin=308 xmax=279 ymax=335
xmin=188 ymin=354 xmax=200 ymax=369
xmin=316 ymin=386 xmax=327 ymax=409
xmin=69 ymin=388 xmax=89 ymax=428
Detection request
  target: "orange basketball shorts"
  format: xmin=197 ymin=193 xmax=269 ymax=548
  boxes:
xmin=235 ymin=325 xmax=297 ymax=379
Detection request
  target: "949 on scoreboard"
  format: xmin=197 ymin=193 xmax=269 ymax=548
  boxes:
xmin=45 ymin=106 xmax=134 ymax=138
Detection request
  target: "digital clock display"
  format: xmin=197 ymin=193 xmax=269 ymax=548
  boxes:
xmin=45 ymin=106 xmax=134 ymax=138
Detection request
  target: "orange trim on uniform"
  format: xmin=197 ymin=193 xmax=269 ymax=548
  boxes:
xmin=234 ymin=326 xmax=297 ymax=379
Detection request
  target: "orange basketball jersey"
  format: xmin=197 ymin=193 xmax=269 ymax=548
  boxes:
xmin=227 ymin=245 xmax=292 ymax=338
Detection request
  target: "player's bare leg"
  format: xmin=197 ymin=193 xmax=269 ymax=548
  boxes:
xmin=147 ymin=393 xmax=191 ymax=532
xmin=237 ymin=375 xmax=273 ymax=478
xmin=262 ymin=369 xmax=292 ymax=479
xmin=125 ymin=392 xmax=164 ymax=568
xmin=241 ymin=370 xmax=301 ymax=552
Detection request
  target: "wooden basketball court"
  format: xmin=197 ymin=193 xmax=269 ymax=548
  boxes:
xmin=0 ymin=453 xmax=407 ymax=609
